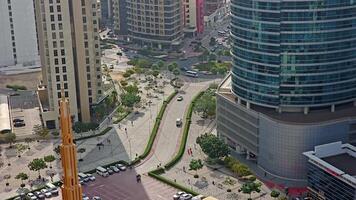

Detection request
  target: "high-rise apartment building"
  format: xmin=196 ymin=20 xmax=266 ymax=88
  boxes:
xmin=35 ymin=0 xmax=102 ymax=129
xmin=183 ymin=0 xmax=204 ymax=35
xmin=125 ymin=0 xmax=183 ymax=49
xmin=217 ymin=0 xmax=356 ymax=185
xmin=100 ymin=0 xmax=113 ymax=27
xmin=0 ymin=0 xmax=39 ymax=70
xmin=112 ymin=0 xmax=128 ymax=36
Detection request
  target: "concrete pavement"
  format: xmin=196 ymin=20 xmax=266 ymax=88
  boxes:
xmin=135 ymin=80 xmax=216 ymax=174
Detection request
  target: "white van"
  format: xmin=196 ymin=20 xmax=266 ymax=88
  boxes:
xmin=96 ymin=166 xmax=109 ymax=177
xmin=176 ymin=118 xmax=183 ymax=127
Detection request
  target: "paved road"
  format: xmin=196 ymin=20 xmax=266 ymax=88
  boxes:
xmin=135 ymin=80 xmax=215 ymax=174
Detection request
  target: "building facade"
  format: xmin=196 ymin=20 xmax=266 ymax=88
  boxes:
xmin=100 ymin=0 xmax=113 ymax=27
xmin=183 ymin=0 xmax=205 ymax=35
xmin=125 ymin=0 xmax=183 ymax=49
xmin=112 ymin=0 xmax=128 ymax=36
xmin=216 ymin=0 xmax=356 ymax=185
xmin=303 ymin=142 xmax=356 ymax=200
xmin=0 ymin=0 xmax=39 ymax=70
xmin=35 ymin=0 xmax=102 ymax=129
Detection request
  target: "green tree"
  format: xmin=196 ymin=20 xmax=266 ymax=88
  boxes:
xmin=15 ymin=144 xmax=27 ymax=157
xmin=24 ymin=138 xmax=33 ymax=149
xmin=240 ymin=181 xmax=262 ymax=200
xmin=231 ymin=163 xmax=252 ymax=177
xmin=15 ymin=172 xmax=28 ymax=187
xmin=124 ymin=84 xmax=139 ymax=94
xmin=270 ymin=190 xmax=281 ymax=199
xmin=120 ymin=93 xmax=141 ymax=108
xmin=157 ymin=61 xmax=165 ymax=69
xmin=151 ymin=64 xmax=160 ymax=71
xmin=194 ymin=91 xmax=216 ymax=118
xmin=152 ymin=70 xmax=160 ymax=78
xmin=173 ymin=68 xmax=180 ymax=77
xmin=32 ymin=125 xmax=49 ymax=140
xmin=196 ymin=133 xmax=230 ymax=160
xmin=5 ymin=133 xmax=16 ymax=148
xmin=189 ymin=159 xmax=204 ymax=177
xmin=28 ymin=158 xmax=47 ymax=179
xmin=43 ymin=155 xmax=56 ymax=168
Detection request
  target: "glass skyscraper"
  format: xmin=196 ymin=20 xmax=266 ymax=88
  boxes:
xmin=231 ymin=0 xmax=356 ymax=109
xmin=216 ymin=0 xmax=356 ymax=185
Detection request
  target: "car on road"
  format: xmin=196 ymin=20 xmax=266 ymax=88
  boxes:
xmin=116 ymin=163 xmax=127 ymax=171
xmin=176 ymin=118 xmax=183 ymax=127
xmin=180 ymin=193 xmax=193 ymax=200
xmin=92 ymin=196 xmax=102 ymax=200
xmin=83 ymin=197 xmax=90 ymax=200
xmin=110 ymin=165 xmax=120 ymax=173
xmin=177 ymin=96 xmax=183 ymax=101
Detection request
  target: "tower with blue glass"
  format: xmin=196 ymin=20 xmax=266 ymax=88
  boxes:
xmin=217 ymin=0 xmax=356 ymax=186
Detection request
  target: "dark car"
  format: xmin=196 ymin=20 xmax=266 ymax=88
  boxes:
xmin=14 ymin=121 xmax=25 ymax=127
xmin=13 ymin=118 xmax=24 ymax=123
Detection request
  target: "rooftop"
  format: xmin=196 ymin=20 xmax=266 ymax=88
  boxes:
xmin=218 ymin=74 xmax=356 ymax=124
xmin=322 ymin=154 xmax=356 ymax=176
xmin=303 ymin=142 xmax=356 ymax=186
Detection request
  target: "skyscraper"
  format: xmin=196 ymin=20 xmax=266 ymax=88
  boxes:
xmin=217 ymin=0 xmax=356 ymax=185
xmin=35 ymin=0 xmax=102 ymax=129
xmin=183 ymin=0 xmax=205 ymax=35
xmin=0 ymin=0 xmax=39 ymax=70
xmin=125 ymin=0 xmax=183 ymax=49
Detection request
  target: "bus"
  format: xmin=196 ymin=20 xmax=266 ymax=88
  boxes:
xmin=96 ymin=166 xmax=109 ymax=177
xmin=185 ymin=70 xmax=198 ymax=78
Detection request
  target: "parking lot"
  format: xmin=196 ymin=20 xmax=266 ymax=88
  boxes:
xmin=82 ymin=169 xmax=177 ymax=200
xmin=9 ymin=91 xmax=41 ymax=137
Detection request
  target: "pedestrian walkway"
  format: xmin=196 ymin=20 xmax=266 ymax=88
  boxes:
xmin=163 ymin=113 xmax=273 ymax=200
xmin=77 ymin=88 xmax=173 ymax=172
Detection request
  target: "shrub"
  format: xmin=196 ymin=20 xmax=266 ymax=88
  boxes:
xmin=6 ymin=84 xmax=27 ymax=91
xmin=120 ymin=80 xmax=128 ymax=87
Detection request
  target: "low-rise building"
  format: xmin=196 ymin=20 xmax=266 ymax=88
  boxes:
xmin=303 ymin=142 xmax=356 ymax=200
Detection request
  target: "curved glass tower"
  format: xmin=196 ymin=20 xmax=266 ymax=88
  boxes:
xmin=231 ymin=0 xmax=356 ymax=109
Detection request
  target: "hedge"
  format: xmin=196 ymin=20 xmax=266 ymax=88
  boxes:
xmin=148 ymin=170 xmax=199 ymax=196
xmin=74 ymin=127 xmax=112 ymax=142
xmin=113 ymin=110 xmax=131 ymax=124
xmin=136 ymin=91 xmax=178 ymax=162
xmin=164 ymin=91 xmax=204 ymax=169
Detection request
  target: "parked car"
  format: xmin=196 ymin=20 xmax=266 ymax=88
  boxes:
xmin=110 ymin=165 xmax=120 ymax=173
xmin=14 ymin=121 xmax=25 ymax=127
xmin=92 ymin=196 xmax=102 ymax=200
xmin=51 ymin=188 xmax=59 ymax=196
xmin=13 ymin=118 xmax=24 ymax=123
xmin=180 ymin=193 xmax=193 ymax=200
xmin=106 ymin=167 xmax=114 ymax=175
xmin=116 ymin=163 xmax=127 ymax=171
xmin=87 ymin=174 xmax=96 ymax=181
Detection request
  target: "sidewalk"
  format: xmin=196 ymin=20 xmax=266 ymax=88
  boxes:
xmin=77 ymin=83 xmax=174 ymax=172
xmin=163 ymin=113 xmax=273 ymax=200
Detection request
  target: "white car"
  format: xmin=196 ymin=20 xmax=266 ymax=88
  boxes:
xmin=92 ymin=196 xmax=102 ymax=200
xmin=177 ymin=96 xmax=183 ymax=101
xmin=44 ymin=192 xmax=52 ymax=198
xmin=116 ymin=164 xmax=127 ymax=171
xmin=110 ymin=165 xmax=120 ymax=173
xmin=87 ymin=174 xmax=96 ymax=181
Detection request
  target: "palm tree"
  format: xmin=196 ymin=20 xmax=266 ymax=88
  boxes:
xmin=15 ymin=172 xmax=28 ymax=188
xmin=43 ymin=155 xmax=56 ymax=169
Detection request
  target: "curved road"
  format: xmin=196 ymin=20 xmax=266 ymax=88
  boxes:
xmin=135 ymin=79 xmax=215 ymax=174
